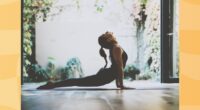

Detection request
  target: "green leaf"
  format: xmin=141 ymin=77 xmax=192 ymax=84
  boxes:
xmin=25 ymin=59 xmax=31 ymax=65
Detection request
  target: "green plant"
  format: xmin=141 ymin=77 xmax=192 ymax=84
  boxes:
xmin=124 ymin=64 xmax=140 ymax=81
xmin=61 ymin=57 xmax=84 ymax=79
xmin=25 ymin=64 xmax=49 ymax=82
xmin=138 ymin=73 xmax=151 ymax=80
xmin=140 ymin=0 xmax=148 ymax=4
xmin=46 ymin=57 xmax=57 ymax=80
xmin=60 ymin=67 xmax=68 ymax=80
xmin=23 ymin=0 xmax=53 ymax=78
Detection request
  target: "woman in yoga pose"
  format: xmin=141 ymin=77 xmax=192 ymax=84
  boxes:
xmin=37 ymin=31 xmax=128 ymax=89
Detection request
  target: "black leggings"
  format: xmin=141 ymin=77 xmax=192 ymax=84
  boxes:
xmin=54 ymin=68 xmax=116 ymax=87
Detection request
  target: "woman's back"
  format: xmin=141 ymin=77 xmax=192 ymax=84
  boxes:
xmin=109 ymin=47 xmax=128 ymax=69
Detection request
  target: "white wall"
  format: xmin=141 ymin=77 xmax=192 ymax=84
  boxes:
xmin=36 ymin=0 xmax=137 ymax=76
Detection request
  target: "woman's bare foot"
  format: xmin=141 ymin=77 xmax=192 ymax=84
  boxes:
xmin=37 ymin=81 xmax=55 ymax=90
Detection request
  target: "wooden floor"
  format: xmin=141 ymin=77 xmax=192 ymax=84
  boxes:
xmin=22 ymin=81 xmax=179 ymax=110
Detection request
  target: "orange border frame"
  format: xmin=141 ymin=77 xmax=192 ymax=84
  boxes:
xmin=0 ymin=0 xmax=200 ymax=110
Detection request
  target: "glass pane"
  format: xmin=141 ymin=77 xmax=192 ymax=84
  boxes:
xmin=172 ymin=0 xmax=179 ymax=78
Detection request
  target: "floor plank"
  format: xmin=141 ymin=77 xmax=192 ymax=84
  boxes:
xmin=22 ymin=81 xmax=179 ymax=110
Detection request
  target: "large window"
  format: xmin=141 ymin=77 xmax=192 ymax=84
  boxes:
xmin=22 ymin=0 xmax=179 ymax=83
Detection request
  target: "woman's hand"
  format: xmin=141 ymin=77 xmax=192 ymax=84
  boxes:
xmin=118 ymin=85 xmax=135 ymax=90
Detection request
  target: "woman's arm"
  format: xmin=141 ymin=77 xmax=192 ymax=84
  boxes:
xmin=115 ymin=77 xmax=120 ymax=88
xmin=112 ymin=46 xmax=125 ymax=89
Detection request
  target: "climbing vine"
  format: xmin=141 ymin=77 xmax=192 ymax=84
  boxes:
xmin=23 ymin=0 xmax=53 ymax=77
xmin=132 ymin=0 xmax=161 ymax=80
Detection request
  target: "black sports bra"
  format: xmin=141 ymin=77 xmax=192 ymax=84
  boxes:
xmin=109 ymin=47 xmax=128 ymax=69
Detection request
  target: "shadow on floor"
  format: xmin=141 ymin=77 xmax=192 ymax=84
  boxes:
xmin=23 ymin=87 xmax=175 ymax=91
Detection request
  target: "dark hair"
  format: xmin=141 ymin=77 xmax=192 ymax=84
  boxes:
xmin=99 ymin=47 xmax=108 ymax=68
xmin=98 ymin=34 xmax=108 ymax=48
xmin=98 ymin=32 xmax=116 ymax=68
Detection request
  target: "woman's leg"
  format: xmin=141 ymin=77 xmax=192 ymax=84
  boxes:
xmin=37 ymin=68 xmax=114 ymax=89
xmin=37 ymin=74 xmax=104 ymax=89
xmin=54 ymin=75 xmax=103 ymax=87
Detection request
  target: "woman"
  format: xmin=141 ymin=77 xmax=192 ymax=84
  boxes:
xmin=37 ymin=31 xmax=129 ymax=89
